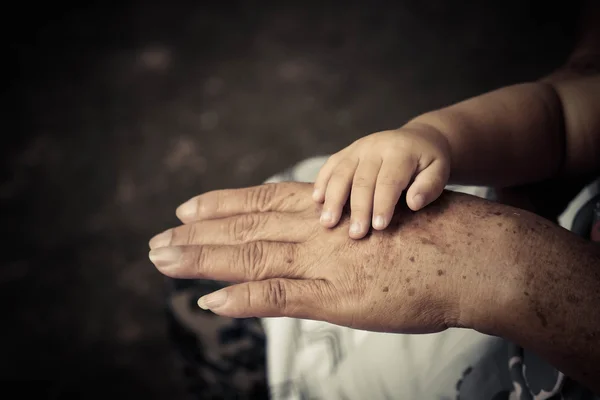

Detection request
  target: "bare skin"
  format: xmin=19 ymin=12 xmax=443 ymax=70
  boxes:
xmin=148 ymin=183 xmax=600 ymax=392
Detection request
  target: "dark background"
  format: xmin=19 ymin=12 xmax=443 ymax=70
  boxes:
xmin=2 ymin=1 xmax=582 ymax=398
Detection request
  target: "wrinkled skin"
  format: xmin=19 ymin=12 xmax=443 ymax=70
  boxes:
xmin=148 ymin=182 xmax=518 ymax=334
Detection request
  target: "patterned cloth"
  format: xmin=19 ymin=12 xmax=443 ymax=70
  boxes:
xmin=166 ymin=278 xmax=268 ymax=399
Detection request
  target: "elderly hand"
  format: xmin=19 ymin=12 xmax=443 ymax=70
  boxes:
xmin=148 ymin=182 xmax=518 ymax=334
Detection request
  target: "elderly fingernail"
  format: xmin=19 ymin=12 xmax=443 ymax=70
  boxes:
xmin=198 ymin=290 xmax=228 ymax=310
xmin=320 ymin=210 xmax=333 ymax=224
xmin=176 ymin=199 xmax=197 ymax=221
xmin=349 ymin=221 xmax=362 ymax=235
xmin=149 ymin=230 xmax=172 ymax=249
xmin=149 ymin=247 xmax=182 ymax=268
xmin=373 ymin=215 xmax=386 ymax=230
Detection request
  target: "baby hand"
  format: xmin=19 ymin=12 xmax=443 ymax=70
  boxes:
xmin=313 ymin=125 xmax=451 ymax=239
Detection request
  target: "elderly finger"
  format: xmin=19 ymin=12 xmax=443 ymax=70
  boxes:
xmin=197 ymin=278 xmax=329 ymax=319
xmin=176 ymin=182 xmax=313 ymax=223
xmin=148 ymin=242 xmax=306 ymax=281
xmin=149 ymin=212 xmax=313 ymax=248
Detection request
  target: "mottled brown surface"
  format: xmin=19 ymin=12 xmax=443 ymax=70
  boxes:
xmin=3 ymin=1 xmax=580 ymax=398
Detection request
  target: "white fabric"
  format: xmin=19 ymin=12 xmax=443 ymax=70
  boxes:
xmin=558 ymin=179 xmax=600 ymax=230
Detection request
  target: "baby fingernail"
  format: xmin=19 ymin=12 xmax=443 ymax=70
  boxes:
xmin=312 ymin=189 xmax=322 ymax=201
xmin=349 ymin=221 xmax=362 ymax=235
xmin=198 ymin=290 xmax=228 ymax=310
xmin=320 ymin=210 xmax=333 ymax=224
xmin=412 ymin=194 xmax=425 ymax=210
xmin=373 ymin=215 xmax=386 ymax=229
xmin=149 ymin=247 xmax=182 ymax=269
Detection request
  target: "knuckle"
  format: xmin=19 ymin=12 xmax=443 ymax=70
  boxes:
xmin=247 ymin=184 xmax=276 ymax=212
xmin=230 ymin=214 xmax=260 ymax=242
xmin=250 ymin=241 xmax=265 ymax=268
xmin=373 ymin=201 xmax=395 ymax=214
xmin=437 ymin=161 xmax=451 ymax=180
xmin=287 ymin=243 xmax=295 ymax=262
xmin=186 ymin=223 xmax=199 ymax=244
xmin=245 ymin=284 xmax=254 ymax=310
xmin=331 ymin=168 xmax=352 ymax=182
xmin=337 ymin=157 xmax=356 ymax=172
xmin=330 ymin=170 xmax=346 ymax=182
xmin=327 ymin=152 xmax=341 ymax=164
xmin=209 ymin=192 xmax=223 ymax=215
xmin=193 ymin=246 xmax=209 ymax=278
xmin=352 ymin=175 xmax=373 ymax=189
xmin=241 ymin=242 xmax=265 ymax=279
xmin=422 ymin=177 xmax=440 ymax=189
xmin=386 ymin=140 xmax=414 ymax=156
xmin=283 ymin=244 xmax=299 ymax=272
xmin=420 ymin=172 xmax=446 ymax=190
xmin=377 ymin=175 xmax=404 ymax=188
xmin=265 ymin=279 xmax=288 ymax=310
xmin=350 ymin=137 xmax=363 ymax=146
xmin=350 ymin=204 xmax=367 ymax=213
xmin=353 ymin=133 xmax=376 ymax=146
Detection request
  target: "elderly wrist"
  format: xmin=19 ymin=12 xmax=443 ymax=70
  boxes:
xmin=452 ymin=212 xmax=526 ymax=334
